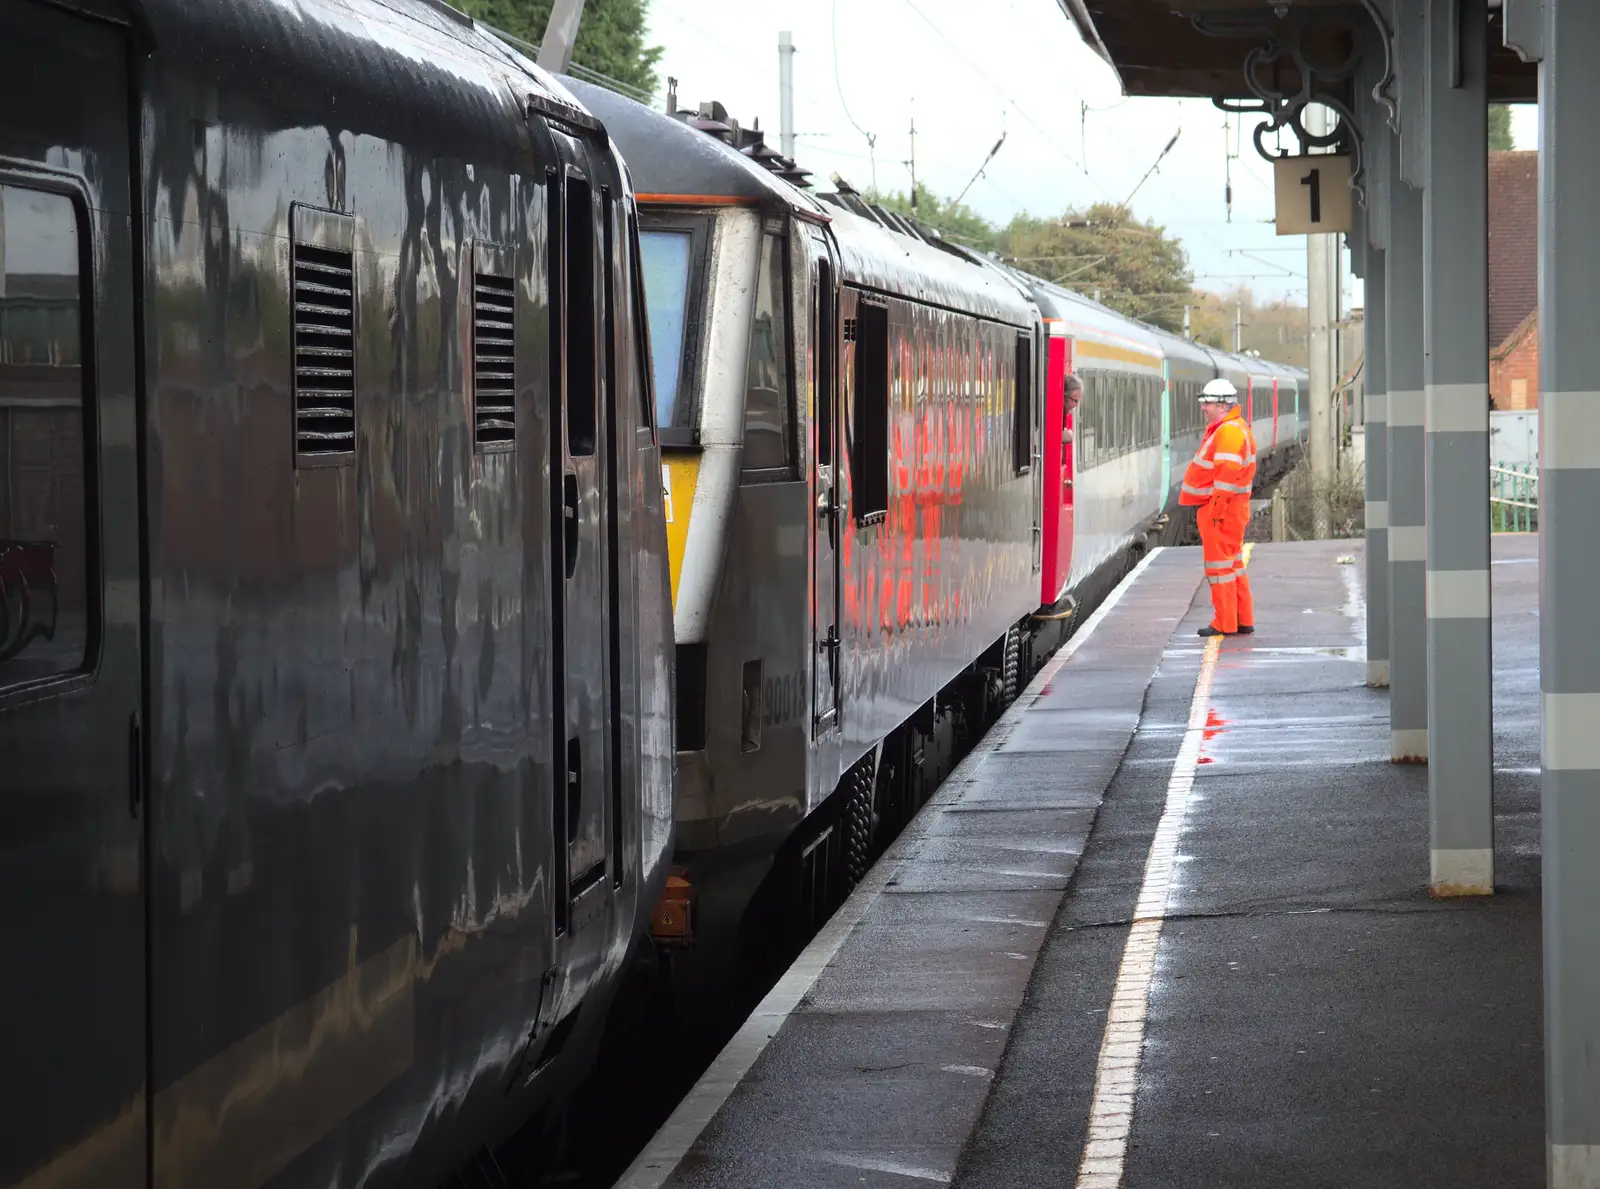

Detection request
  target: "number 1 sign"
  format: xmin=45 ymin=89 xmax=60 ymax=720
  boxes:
xmin=1273 ymin=152 xmax=1354 ymax=235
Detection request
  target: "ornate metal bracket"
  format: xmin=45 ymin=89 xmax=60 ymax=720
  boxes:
xmin=1184 ymin=5 xmax=1390 ymax=207
xmin=1360 ymin=0 xmax=1400 ymax=128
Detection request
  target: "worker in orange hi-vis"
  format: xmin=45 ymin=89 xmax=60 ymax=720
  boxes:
xmin=1178 ymin=378 xmax=1258 ymax=637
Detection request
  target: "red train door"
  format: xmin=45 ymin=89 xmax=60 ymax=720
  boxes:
xmin=1039 ymin=322 xmax=1073 ymax=607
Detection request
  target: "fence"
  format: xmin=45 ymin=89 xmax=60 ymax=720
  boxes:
xmin=1264 ymin=460 xmax=1367 ymax=541
xmin=1490 ymin=463 xmax=1538 ymax=532
xmin=1261 ymin=460 xmax=1538 ymax=541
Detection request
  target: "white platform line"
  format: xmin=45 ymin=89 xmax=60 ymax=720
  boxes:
xmin=1073 ymin=631 xmax=1223 ymax=1189
xmin=614 ymin=552 xmax=1172 ymax=1189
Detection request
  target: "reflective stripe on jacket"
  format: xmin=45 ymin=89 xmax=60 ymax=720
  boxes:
xmin=1179 ymin=406 xmax=1258 ymax=506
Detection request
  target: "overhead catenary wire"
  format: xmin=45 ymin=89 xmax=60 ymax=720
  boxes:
xmin=831 ymin=0 xmax=879 ymax=188
xmin=897 ymin=0 xmax=1108 ymax=198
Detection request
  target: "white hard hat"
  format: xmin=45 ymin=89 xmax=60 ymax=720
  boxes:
xmin=1199 ymin=378 xmax=1239 ymax=402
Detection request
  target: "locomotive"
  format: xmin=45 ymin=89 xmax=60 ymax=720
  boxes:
xmin=564 ymin=78 xmax=1307 ymax=1002
xmin=0 ymin=3 xmax=670 ymax=1188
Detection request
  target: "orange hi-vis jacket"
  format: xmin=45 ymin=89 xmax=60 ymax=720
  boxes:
xmin=1179 ymin=406 xmax=1257 ymax=507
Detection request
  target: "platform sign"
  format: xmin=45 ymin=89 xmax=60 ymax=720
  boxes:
xmin=1274 ymin=152 xmax=1354 ymax=235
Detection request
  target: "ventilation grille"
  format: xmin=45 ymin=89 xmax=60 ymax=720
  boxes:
xmin=474 ymin=273 xmax=516 ymax=448
xmin=292 ymin=243 xmax=356 ymax=457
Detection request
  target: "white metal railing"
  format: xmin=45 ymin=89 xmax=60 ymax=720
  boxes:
xmin=1490 ymin=463 xmax=1538 ymax=532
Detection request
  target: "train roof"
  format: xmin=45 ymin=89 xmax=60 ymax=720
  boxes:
xmin=131 ymin=0 xmax=598 ymax=170
xmin=1143 ymin=322 xmax=1217 ymax=370
xmin=561 ymin=78 xmax=828 ymax=213
xmin=564 ymin=78 xmax=1037 ymax=327
xmin=1009 ymin=269 xmax=1165 ymax=362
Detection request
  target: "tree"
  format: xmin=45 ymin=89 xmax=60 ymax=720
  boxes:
xmin=1003 ymin=202 xmax=1195 ymax=333
xmin=1188 ymin=287 xmax=1309 ymax=366
xmin=869 ymin=187 xmax=1003 ymax=254
xmin=851 ymin=180 xmax=1306 ymax=358
xmin=453 ymin=0 xmax=663 ymax=97
xmin=1489 ymin=104 xmax=1515 ymax=151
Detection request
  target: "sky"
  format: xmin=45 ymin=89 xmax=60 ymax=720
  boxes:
xmin=641 ymin=0 xmax=1541 ymax=313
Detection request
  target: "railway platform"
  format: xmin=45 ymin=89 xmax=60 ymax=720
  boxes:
xmin=617 ymin=536 xmax=1543 ymax=1189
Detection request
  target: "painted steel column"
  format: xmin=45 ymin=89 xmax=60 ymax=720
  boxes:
xmin=1421 ymin=0 xmax=1493 ymax=895
xmin=1386 ymin=131 xmax=1428 ymax=762
xmin=1306 ymin=108 xmax=1335 ymax=539
xmin=1364 ymin=246 xmax=1390 ymax=688
xmin=1538 ymin=0 xmax=1600 ymax=1178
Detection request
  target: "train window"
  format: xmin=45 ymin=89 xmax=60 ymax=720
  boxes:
xmin=741 ymin=232 xmax=793 ymax=477
xmin=565 ymin=175 xmax=597 ymax=456
xmin=639 ymin=227 xmax=692 ymax=432
xmin=815 ymin=257 xmax=834 ymax=467
xmin=1012 ymin=333 xmax=1032 ymax=476
xmin=851 ymin=297 xmax=890 ymax=524
xmin=0 ymin=185 xmax=92 ymax=692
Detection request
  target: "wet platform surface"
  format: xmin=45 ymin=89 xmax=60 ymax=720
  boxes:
xmin=619 ymin=536 xmax=1543 ymax=1189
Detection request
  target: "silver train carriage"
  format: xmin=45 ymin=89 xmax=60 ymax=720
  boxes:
xmin=564 ymin=81 xmax=1057 ymax=983
xmin=565 ymin=79 xmax=1308 ymax=992
xmin=1013 ymin=276 xmax=1307 ymax=573
xmin=0 ymin=4 xmax=671 ymax=1188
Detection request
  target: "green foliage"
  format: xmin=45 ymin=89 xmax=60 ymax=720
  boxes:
xmin=453 ymin=0 xmax=663 ymax=96
xmin=858 ymin=180 xmax=1308 ymax=361
xmin=868 ymin=187 xmax=1002 ymax=253
xmin=1489 ymin=104 xmax=1515 ymax=152
xmin=1004 ymin=202 xmax=1195 ymax=333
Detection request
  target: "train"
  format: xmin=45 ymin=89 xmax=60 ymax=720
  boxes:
xmin=1 ymin=4 xmax=671 ymax=1189
xmin=560 ymin=78 xmax=1308 ymax=999
xmin=0 ymin=0 xmax=1310 ymax=1177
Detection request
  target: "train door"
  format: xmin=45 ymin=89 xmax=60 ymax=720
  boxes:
xmin=1271 ymin=378 xmax=1280 ymax=447
xmin=1160 ymin=357 xmax=1173 ymax=498
xmin=1039 ymin=321 xmax=1073 ymax=605
xmin=1060 ymin=335 xmax=1076 ymax=585
xmin=545 ymin=135 xmax=621 ymax=952
xmin=809 ymin=232 xmax=841 ymax=735
xmin=0 ymin=4 xmax=148 ymax=1188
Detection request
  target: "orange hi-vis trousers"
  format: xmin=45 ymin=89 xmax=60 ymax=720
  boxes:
xmin=1198 ymin=495 xmax=1254 ymax=633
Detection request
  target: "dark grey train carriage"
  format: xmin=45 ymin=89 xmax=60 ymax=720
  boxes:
xmin=0 ymin=2 xmax=671 ymax=1187
xmin=564 ymin=79 xmax=1049 ymax=994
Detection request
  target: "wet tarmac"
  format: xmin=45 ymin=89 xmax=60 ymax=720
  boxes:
xmin=960 ymin=535 xmax=1541 ymax=1189
xmin=608 ymin=536 xmax=1545 ymax=1189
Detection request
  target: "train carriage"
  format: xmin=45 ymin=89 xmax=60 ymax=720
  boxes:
xmin=567 ymin=80 xmax=1050 ymax=986
xmin=1150 ymin=323 xmax=1225 ymax=516
xmin=0 ymin=4 xmax=671 ymax=1188
xmin=564 ymin=76 xmax=1310 ymax=1005
xmin=1021 ymin=279 xmax=1170 ymax=602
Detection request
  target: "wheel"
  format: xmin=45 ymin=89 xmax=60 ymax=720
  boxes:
xmin=0 ymin=572 xmax=28 ymax=663
xmin=844 ymin=763 xmax=873 ymax=888
xmin=1000 ymin=625 xmax=1022 ymax=705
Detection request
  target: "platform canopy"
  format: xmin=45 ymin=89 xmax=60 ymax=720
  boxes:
xmin=1059 ymin=0 xmax=1536 ymax=102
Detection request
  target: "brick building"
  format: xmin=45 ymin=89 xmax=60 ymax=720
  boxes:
xmin=1488 ymin=150 xmax=1538 ymax=409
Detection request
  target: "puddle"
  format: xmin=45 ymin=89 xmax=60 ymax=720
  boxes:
xmin=1242 ymin=645 xmax=1365 ymax=659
